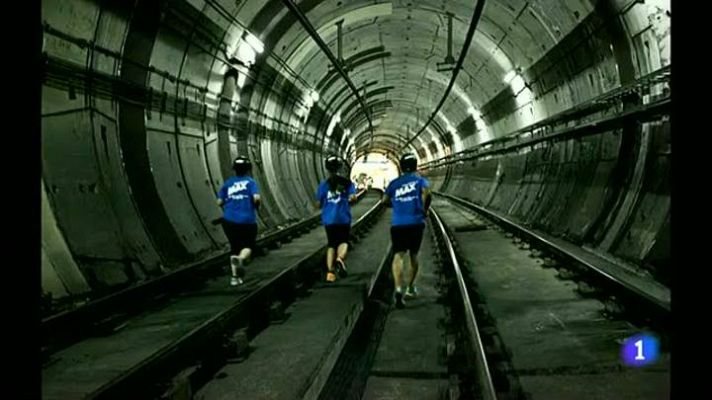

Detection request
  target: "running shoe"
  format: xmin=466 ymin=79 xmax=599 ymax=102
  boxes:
xmin=336 ymin=258 xmax=348 ymax=278
xmin=405 ymin=286 xmax=419 ymax=298
xmin=394 ymin=291 xmax=406 ymax=309
xmin=230 ymin=276 xmax=243 ymax=286
xmin=326 ymin=271 xmax=337 ymax=282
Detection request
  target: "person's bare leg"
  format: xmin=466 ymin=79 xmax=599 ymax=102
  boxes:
xmin=408 ymin=252 xmax=419 ymax=288
xmin=392 ymin=252 xmax=406 ymax=308
xmin=326 ymin=248 xmax=336 ymax=272
xmin=325 ymin=247 xmax=338 ymax=282
xmin=336 ymin=243 xmax=349 ymax=276
xmin=231 ymin=248 xmax=252 ymax=278
xmin=230 ymin=256 xmax=240 ymax=277
xmin=336 ymin=243 xmax=349 ymax=262
xmin=392 ymin=251 xmax=405 ymax=291
xmin=238 ymin=248 xmax=252 ymax=263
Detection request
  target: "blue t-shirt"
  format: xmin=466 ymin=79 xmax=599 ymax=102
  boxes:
xmin=385 ymin=173 xmax=430 ymax=226
xmin=316 ymin=179 xmax=356 ymax=226
xmin=218 ymin=176 xmax=259 ymax=224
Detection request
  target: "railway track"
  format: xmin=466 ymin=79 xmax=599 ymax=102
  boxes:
xmin=313 ymin=202 xmax=496 ymax=399
xmin=43 ymin=191 xmax=670 ymax=399
xmin=42 ymin=190 xmax=369 ymax=356
xmin=313 ymin=195 xmax=668 ymax=400
xmin=42 ymin=191 xmax=382 ymax=400
xmin=429 ymin=196 xmax=670 ymax=399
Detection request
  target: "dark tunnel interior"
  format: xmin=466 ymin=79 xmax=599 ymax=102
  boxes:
xmin=40 ymin=1 xmax=671 ymax=398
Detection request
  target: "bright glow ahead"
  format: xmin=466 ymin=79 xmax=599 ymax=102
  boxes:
xmin=244 ymin=32 xmax=264 ymax=54
xmin=310 ymin=90 xmax=320 ymax=103
xmin=350 ymin=153 xmax=399 ymax=191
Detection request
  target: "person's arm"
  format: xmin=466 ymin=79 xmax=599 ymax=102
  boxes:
xmin=382 ymin=182 xmax=393 ymax=207
xmin=217 ymin=184 xmax=227 ymax=208
xmin=422 ymin=178 xmax=432 ymax=216
xmin=348 ymin=182 xmax=358 ymax=204
xmin=314 ymin=184 xmax=323 ymax=210
xmin=250 ymin=180 xmax=261 ymax=210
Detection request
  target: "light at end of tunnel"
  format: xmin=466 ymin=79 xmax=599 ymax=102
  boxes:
xmin=340 ymin=128 xmax=351 ymax=145
xmin=244 ymin=32 xmax=264 ymax=54
xmin=310 ymin=90 xmax=320 ymax=103
xmin=351 ymin=153 xmax=399 ymax=191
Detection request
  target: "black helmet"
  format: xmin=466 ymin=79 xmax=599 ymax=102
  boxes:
xmin=325 ymin=155 xmax=342 ymax=173
xmin=399 ymin=153 xmax=418 ymax=172
xmin=232 ymin=156 xmax=252 ymax=175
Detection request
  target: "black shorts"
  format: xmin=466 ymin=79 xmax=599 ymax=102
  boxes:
xmin=222 ymin=221 xmax=258 ymax=255
xmin=391 ymin=224 xmax=425 ymax=254
xmin=325 ymin=224 xmax=351 ymax=248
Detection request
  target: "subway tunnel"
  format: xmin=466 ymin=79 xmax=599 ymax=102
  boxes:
xmin=41 ymin=0 xmax=671 ymax=399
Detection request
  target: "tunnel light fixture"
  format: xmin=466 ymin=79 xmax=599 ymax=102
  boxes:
xmin=510 ymin=74 xmax=526 ymax=94
xmin=310 ymin=90 xmax=320 ymax=103
xmin=340 ymin=129 xmax=350 ymax=145
xmin=468 ymin=106 xmax=485 ymax=128
xmin=244 ymin=32 xmax=264 ymax=54
xmin=326 ymin=112 xmax=341 ymax=137
xmin=503 ymin=70 xmax=517 ymax=84
xmin=467 ymin=106 xmax=477 ymax=118
xmin=237 ymin=72 xmax=247 ymax=88
xmin=235 ymin=42 xmax=257 ymax=66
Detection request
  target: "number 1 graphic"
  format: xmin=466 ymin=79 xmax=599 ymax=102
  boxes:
xmin=634 ymin=339 xmax=645 ymax=360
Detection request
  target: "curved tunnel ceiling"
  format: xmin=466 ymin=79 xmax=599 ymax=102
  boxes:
xmin=268 ymin=0 xmax=597 ymax=160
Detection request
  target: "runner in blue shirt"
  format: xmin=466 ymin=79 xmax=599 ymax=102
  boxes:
xmin=217 ymin=156 xmax=261 ymax=286
xmin=315 ymin=155 xmax=358 ymax=282
xmin=383 ymin=153 xmax=431 ymax=308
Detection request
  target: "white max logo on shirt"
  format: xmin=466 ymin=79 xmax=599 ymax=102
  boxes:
xmin=326 ymin=190 xmax=342 ymax=204
xmin=228 ymin=181 xmax=249 ymax=196
xmin=394 ymin=181 xmax=417 ymax=198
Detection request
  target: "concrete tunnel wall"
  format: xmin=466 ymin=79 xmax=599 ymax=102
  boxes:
xmin=425 ymin=0 xmax=670 ymax=286
xmin=41 ymin=0 xmax=342 ymax=300
xmin=41 ymin=0 xmax=670 ymax=301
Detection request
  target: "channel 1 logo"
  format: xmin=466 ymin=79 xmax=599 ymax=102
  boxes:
xmin=621 ymin=333 xmax=660 ymax=367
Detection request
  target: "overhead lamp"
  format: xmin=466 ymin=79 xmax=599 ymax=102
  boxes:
xmin=510 ymin=75 xmax=526 ymax=94
xmin=503 ymin=70 xmax=516 ymax=84
xmin=244 ymin=32 xmax=264 ymax=54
